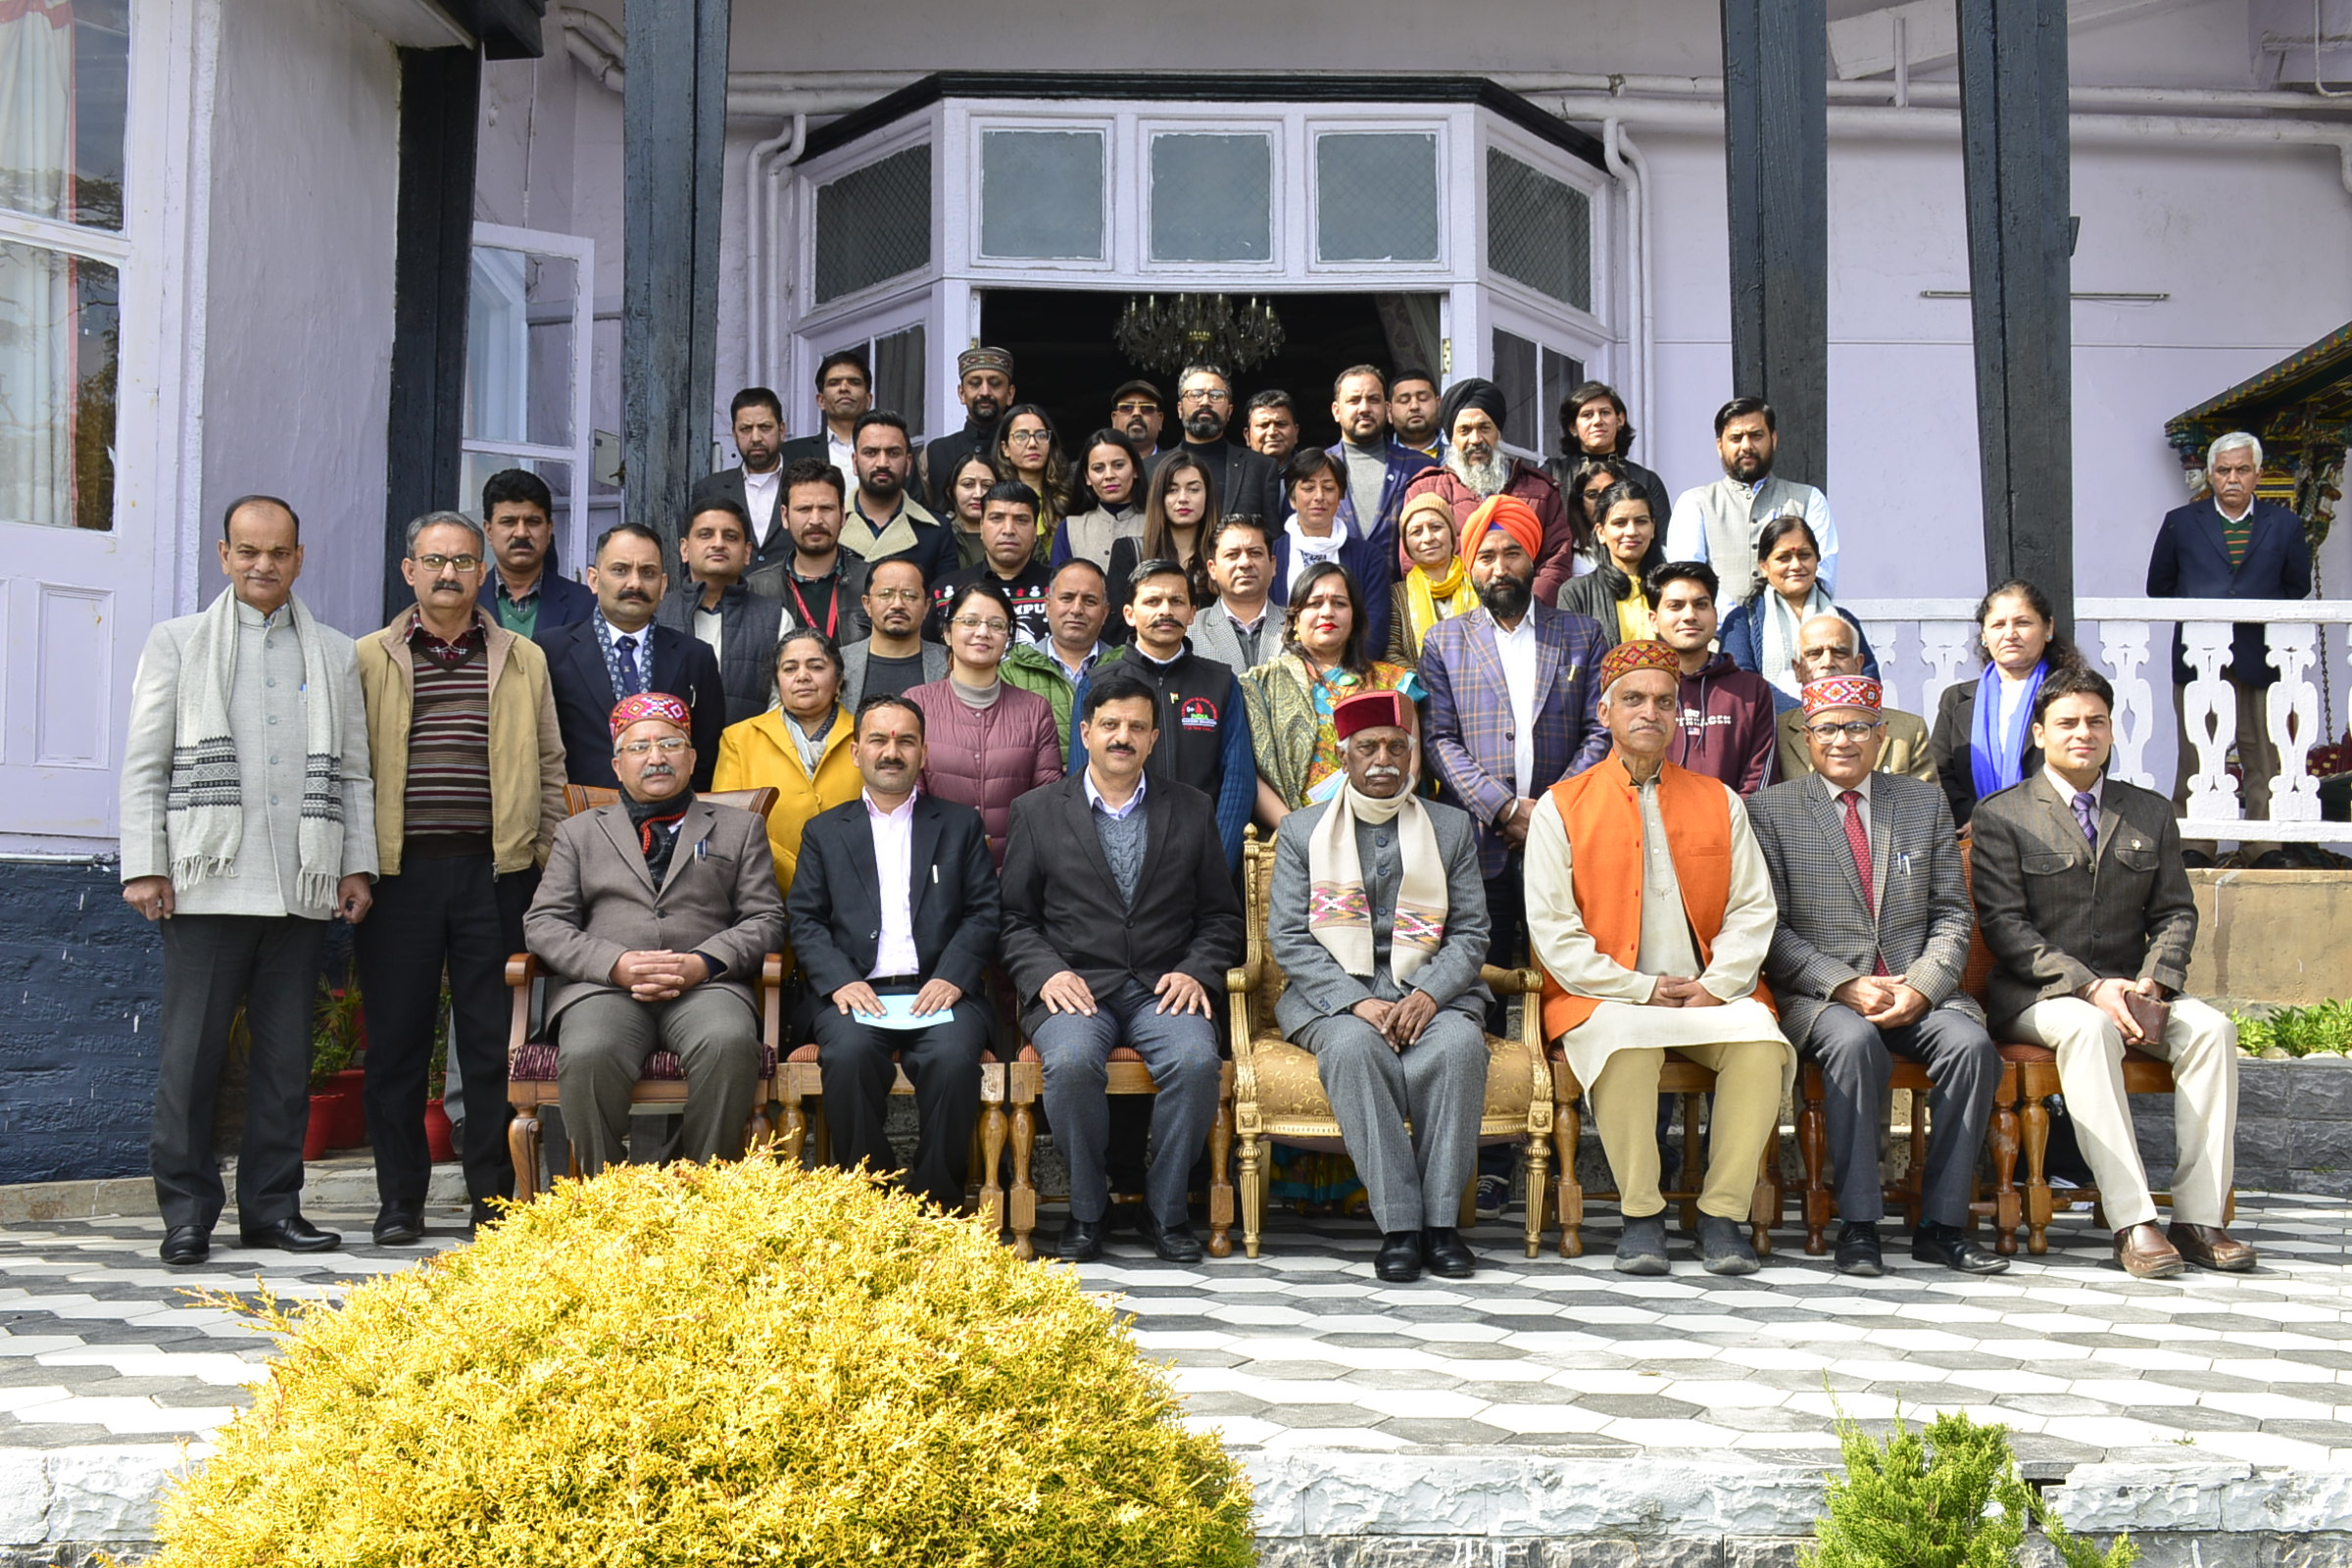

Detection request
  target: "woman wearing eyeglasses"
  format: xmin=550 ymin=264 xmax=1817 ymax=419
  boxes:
xmin=992 ymin=405 xmax=1068 ymax=564
xmin=711 ymin=626 xmax=861 ymax=894
xmin=907 ymin=580 xmax=1062 ymax=866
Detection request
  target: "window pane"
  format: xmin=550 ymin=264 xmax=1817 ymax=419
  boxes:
xmin=1316 ymin=132 xmax=1439 ymax=263
xmin=523 ymin=254 xmax=577 ymax=448
xmin=1491 ymin=329 xmax=1537 ymax=453
xmin=981 ymin=129 xmax=1103 ymax=261
xmin=0 ymin=0 xmax=127 ymax=231
xmin=1539 ymin=344 xmax=1584 ymax=456
xmin=871 ymin=323 xmax=926 ymax=439
xmin=814 ymin=144 xmax=933 ymax=304
xmin=1150 ymin=133 xmax=1271 ymax=263
xmin=466 ymin=248 xmax=528 ymax=444
xmin=0 ymin=240 xmax=116 ymax=530
xmin=1487 ymin=149 xmax=1592 ymax=310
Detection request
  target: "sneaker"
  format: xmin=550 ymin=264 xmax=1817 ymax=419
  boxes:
xmin=1473 ymin=1173 xmax=1510 ymax=1221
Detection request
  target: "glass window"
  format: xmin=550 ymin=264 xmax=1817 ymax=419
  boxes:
xmin=0 ymin=240 xmax=118 ymax=530
xmin=1492 ymin=328 xmax=1586 ymax=460
xmin=1487 ymin=149 xmax=1592 ymax=310
xmin=813 ymin=144 xmax=933 ymax=305
xmin=465 ymin=246 xmax=577 ymax=449
xmin=980 ymin=129 xmax=1104 ymax=261
xmin=1315 ymin=131 xmax=1439 ymax=264
xmin=871 ymin=323 xmax=926 ymax=439
xmin=0 ymin=0 xmax=128 ymax=232
xmin=1149 ymin=132 xmax=1271 ymax=263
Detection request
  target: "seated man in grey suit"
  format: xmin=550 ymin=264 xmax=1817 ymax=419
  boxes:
xmin=1750 ymin=676 xmax=2005 ymax=1278
xmin=1269 ymin=690 xmax=1493 ymax=1284
xmin=1971 ymin=666 xmax=2251 ymax=1279
xmin=524 ymin=692 xmax=785 ymax=1175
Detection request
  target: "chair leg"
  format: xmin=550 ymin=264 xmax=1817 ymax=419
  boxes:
xmin=1553 ymin=1097 xmax=1584 ymax=1259
xmin=1522 ymin=1132 xmax=1550 ymax=1259
xmin=1457 ymin=1173 xmax=1478 ymax=1229
xmin=2020 ymin=1085 xmax=2052 ymax=1256
xmin=1008 ymin=1093 xmax=1037 ymax=1261
xmin=1798 ymin=1086 xmax=1831 ymax=1255
xmin=1239 ymin=1131 xmax=1265 ymax=1259
xmin=810 ymin=1104 xmax=832 ymax=1166
xmin=779 ymin=1088 xmax=808 ymax=1167
xmin=508 ymin=1109 xmax=541 ymax=1204
xmin=1206 ymin=1099 xmax=1236 ymax=1259
xmin=1750 ymin=1139 xmax=1777 ymax=1259
xmin=1991 ymin=1092 xmax=2021 ymax=1256
xmin=1903 ymin=1104 xmax=1928 ymax=1232
xmin=1679 ymin=1094 xmax=1703 ymax=1234
xmin=979 ymin=1102 xmax=1006 ymax=1235
xmin=746 ymin=1099 xmax=772 ymax=1152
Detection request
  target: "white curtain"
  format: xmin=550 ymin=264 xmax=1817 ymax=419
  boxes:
xmin=0 ymin=2 xmax=74 ymax=529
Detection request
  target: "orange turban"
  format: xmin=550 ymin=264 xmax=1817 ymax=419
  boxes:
xmin=1457 ymin=494 xmax=1544 ymax=565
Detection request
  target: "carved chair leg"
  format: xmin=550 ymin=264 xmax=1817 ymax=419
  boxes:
xmin=1206 ymin=1099 xmax=1235 ymax=1259
xmin=2020 ymin=1086 xmax=2052 ymax=1256
xmin=1798 ymin=1086 xmax=1830 ymax=1255
xmin=1009 ymin=1095 xmax=1037 ymax=1261
xmin=508 ymin=1109 xmax=541 ymax=1204
xmin=1239 ymin=1131 xmax=1265 ymax=1259
xmin=1553 ymin=1096 xmax=1584 ymax=1258
xmin=1522 ymin=1131 xmax=1550 ymax=1259
xmin=1990 ymin=1089 xmax=2021 ymax=1256
xmin=779 ymin=1088 xmax=808 ymax=1168
xmin=979 ymin=1102 xmax=1007 ymax=1235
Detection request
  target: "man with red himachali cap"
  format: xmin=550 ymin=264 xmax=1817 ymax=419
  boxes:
xmin=1266 ymin=690 xmax=1497 ymax=1284
xmin=1749 ymin=676 xmax=2007 ymax=1278
xmin=523 ymin=693 xmax=785 ymax=1175
xmin=1525 ymin=640 xmax=1792 ymax=1276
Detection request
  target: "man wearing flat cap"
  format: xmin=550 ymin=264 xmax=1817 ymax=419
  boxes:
xmin=1398 ymin=378 xmax=1581 ymax=604
xmin=524 ymin=692 xmax=785 ymax=1175
xmin=1525 ymin=640 xmax=1793 ymax=1277
xmin=1270 ymin=691 xmax=1494 ymax=1284
xmin=919 ymin=346 xmax=1017 ymax=514
xmin=1750 ymin=676 xmax=2006 ymax=1277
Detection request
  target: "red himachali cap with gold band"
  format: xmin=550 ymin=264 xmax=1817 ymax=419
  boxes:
xmin=1596 ymin=639 xmax=1681 ymax=693
xmin=1333 ymin=689 xmax=1414 ymax=741
xmin=609 ymin=692 xmax=691 ymax=740
xmin=1800 ymin=675 xmax=1883 ymax=716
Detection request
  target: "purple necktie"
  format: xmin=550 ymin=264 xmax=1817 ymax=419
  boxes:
xmin=2071 ymin=790 xmax=2098 ymax=850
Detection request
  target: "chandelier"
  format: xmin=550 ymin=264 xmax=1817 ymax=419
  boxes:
xmin=1113 ymin=294 xmax=1286 ymax=377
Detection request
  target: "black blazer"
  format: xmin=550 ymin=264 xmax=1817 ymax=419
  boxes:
xmin=691 ymin=467 xmax=794 ymax=569
xmin=654 ymin=581 xmax=787 ymax=726
xmin=773 ymin=433 xmax=830 ymax=471
xmin=535 ymin=617 xmax=725 ymax=791
xmin=787 ymin=792 xmax=1001 ymax=1001
xmin=1931 ymin=678 xmax=2042 ymax=832
xmin=520 ymin=570 xmax=597 ymax=633
xmin=2146 ymin=497 xmax=2312 ymax=686
xmin=998 ymin=773 xmax=1244 ymax=1035
xmin=1152 ymin=438 xmax=1284 ymax=530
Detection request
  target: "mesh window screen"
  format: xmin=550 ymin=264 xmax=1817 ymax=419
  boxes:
xmin=1150 ymin=132 xmax=1272 ymax=262
xmin=1315 ymin=131 xmax=1439 ymax=263
xmin=814 ymin=144 xmax=933 ymax=304
xmin=1486 ymin=149 xmax=1591 ymax=310
xmin=981 ymin=129 xmax=1105 ymax=260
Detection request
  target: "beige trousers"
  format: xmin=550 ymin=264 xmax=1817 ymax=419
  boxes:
xmin=1590 ymin=1039 xmax=1785 ymax=1220
xmin=2171 ymin=677 xmax=2280 ymax=858
xmin=2009 ymin=995 xmax=2237 ymax=1229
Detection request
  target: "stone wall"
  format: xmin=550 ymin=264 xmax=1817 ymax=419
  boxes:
xmin=2185 ymin=869 xmax=2352 ymax=1008
xmin=2127 ymin=1057 xmax=2352 ymax=1199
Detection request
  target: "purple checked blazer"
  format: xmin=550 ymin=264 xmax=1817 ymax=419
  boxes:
xmin=1420 ymin=602 xmax=1613 ymax=879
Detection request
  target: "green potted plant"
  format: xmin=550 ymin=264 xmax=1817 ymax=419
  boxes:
xmin=303 ymin=1006 xmax=353 ymax=1164
xmin=311 ymin=977 xmax=368 ymax=1149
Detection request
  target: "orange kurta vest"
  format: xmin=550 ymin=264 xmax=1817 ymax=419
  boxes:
xmin=1537 ymin=754 xmax=1775 ymax=1040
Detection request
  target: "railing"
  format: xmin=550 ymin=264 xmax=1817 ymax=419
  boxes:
xmin=1841 ymin=598 xmax=2352 ymax=847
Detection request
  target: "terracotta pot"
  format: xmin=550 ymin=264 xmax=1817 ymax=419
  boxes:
xmin=423 ymin=1098 xmax=457 ymax=1163
xmin=304 ymin=1094 xmax=338 ymax=1162
xmin=328 ymin=1068 xmax=368 ymax=1148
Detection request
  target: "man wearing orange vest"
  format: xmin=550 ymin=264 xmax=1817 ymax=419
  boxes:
xmin=1525 ymin=639 xmax=1793 ymax=1276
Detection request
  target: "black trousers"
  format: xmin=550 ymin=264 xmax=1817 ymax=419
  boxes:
xmin=1803 ymin=1004 xmax=2002 ymax=1229
xmin=811 ymin=994 xmax=991 ymax=1212
xmin=153 ymin=913 xmax=326 ymax=1233
xmin=356 ymin=854 xmax=535 ymax=1212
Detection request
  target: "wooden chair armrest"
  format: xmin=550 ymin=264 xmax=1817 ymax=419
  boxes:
xmin=1226 ymin=962 xmax=1257 ymax=996
xmin=760 ymin=954 xmax=785 ymax=1053
xmin=506 ymin=954 xmax=540 ymax=988
xmin=506 ymin=953 xmax=539 ymax=1057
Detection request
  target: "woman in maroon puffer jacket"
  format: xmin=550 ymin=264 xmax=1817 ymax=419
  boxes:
xmin=906 ymin=579 xmax=1062 ymax=866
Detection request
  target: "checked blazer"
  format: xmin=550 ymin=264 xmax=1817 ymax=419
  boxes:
xmin=1747 ymin=769 xmax=1982 ymax=1048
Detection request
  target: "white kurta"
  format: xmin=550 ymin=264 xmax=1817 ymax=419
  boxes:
xmin=1523 ymin=768 xmax=1794 ymax=1097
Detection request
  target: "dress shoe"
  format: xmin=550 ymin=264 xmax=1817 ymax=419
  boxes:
xmin=239 ymin=1214 xmax=341 ymax=1253
xmin=2168 ymin=1222 xmax=2257 ymax=1272
xmin=1833 ymin=1221 xmax=1884 ymax=1277
xmin=1374 ymin=1231 xmax=1424 ymax=1283
xmin=159 ymin=1226 xmax=210 ymax=1267
xmin=1056 ymin=1218 xmax=1102 ymax=1263
xmin=371 ymin=1209 xmax=425 ymax=1247
xmin=1422 ymin=1227 xmax=1477 ymax=1280
xmin=2113 ymin=1221 xmax=2184 ymax=1279
xmin=469 ymin=1199 xmax=503 ymax=1233
xmin=1697 ymin=1214 xmax=1760 ymax=1276
xmin=1614 ymin=1213 xmax=1670 ymax=1275
xmin=1913 ymin=1221 xmax=2009 ymax=1275
xmin=1138 ymin=1211 xmax=1204 ymax=1264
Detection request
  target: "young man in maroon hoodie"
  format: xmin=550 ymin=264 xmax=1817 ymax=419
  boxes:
xmin=1650 ymin=561 xmax=1778 ymax=797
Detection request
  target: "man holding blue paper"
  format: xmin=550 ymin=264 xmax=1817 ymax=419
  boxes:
xmin=787 ymin=693 xmax=1002 ymax=1211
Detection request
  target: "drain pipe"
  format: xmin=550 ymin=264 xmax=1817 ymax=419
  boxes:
xmin=745 ymin=114 xmax=807 ymax=392
xmin=1601 ymin=120 xmax=1656 ymax=450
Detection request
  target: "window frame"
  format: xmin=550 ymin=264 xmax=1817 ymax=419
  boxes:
xmin=461 ymin=221 xmax=598 ymax=573
xmin=969 ymin=118 xmax=1112 ymax=271
xmin=1304 ymin=121 xmax=1451 ymax=274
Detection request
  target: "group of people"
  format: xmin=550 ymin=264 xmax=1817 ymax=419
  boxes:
xmin=118 ymin=344 xmax=2279 ymax=1293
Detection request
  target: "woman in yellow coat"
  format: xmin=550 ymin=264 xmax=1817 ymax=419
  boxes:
xmin=711 ymin=627 xmax=861 ymax=895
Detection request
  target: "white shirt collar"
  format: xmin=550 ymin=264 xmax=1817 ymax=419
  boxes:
xmin=2214 ymin=497 xmax=2253 ymax=525
xmin=1083 ymin=767 xmax=1149 ymax=819
xmin=2041 ymin=763 xmax=2103 ymax=809
xmin=1817 ymin=769 xmax=1872 ymax=806
xmin=862 ymin=787 xmax=918 ymax=821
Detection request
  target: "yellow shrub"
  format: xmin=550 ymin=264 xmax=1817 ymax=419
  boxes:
xmin=150 ymin=1159 xmax=1256 ymax=1567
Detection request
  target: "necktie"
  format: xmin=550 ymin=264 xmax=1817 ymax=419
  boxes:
xmin=2072 ymin=790 xmax=2098 ymax=851
xmin=614 ymin=634 xmax=641 ymax=696
xmin=1838 ymin=790 xmax=1889 ymax=975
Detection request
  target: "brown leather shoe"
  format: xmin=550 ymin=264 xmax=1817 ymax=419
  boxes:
xmin=2167 ymin=1223 xmax=2257 ymax=1272
xmin=2113 ymin=1222 xmax=2184 ymax=1279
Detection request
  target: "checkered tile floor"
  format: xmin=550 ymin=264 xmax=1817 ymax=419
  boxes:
xmin=3 ymin=1195 xmax=2349 ymax=1475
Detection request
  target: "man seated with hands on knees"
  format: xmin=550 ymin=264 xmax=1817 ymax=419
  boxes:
xmin=1268 ymin=691 xmax=1494 ymax=1284
xmin=525 ymin=694 xmax=785 ymax=1175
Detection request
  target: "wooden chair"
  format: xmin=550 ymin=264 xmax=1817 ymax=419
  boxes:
xmin=775 ymin=1037 xmax=1013 ymax=1234
xmin=1226 ymin=828 xmax=1553 ymax=1259
xmin=1004 ymin=1049 xmax=1236 ymax=1261
xmin=1546 ymin=1054 xmax=1782 ymax=1259
xmin=504 ymin=785 xmax=786 ymax=1200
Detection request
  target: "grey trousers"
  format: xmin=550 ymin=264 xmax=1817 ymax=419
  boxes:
xmin=1297 ymin=1007 xmax=1488 ymax=1234
xmin=556 ymin=988 xmax=760 ymax=1176
xmin=1803 ymin=1004 xmax=2001 ymax=1228
xmin=1032 ymin=979 xmax=1221 ymax=1227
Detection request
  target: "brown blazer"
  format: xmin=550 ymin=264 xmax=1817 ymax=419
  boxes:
xmin=1967 ymin=771 xmax=2197 ymax=1029
xmin=522 ymin=798 xmax=786 ymax=1029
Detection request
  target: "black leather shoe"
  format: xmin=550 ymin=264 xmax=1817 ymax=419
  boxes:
xmin=1697 ymin=1214 xmax=1759 ymax=1276
xmin=1834 ymin=1221 xmax=1885 ymax=1277
xmin=238 ymin=1215 xmax=341 ymax=1253
xmin=1373 ymin=1231 xmax=1424 ymax=1283
xmin=468 ymin=1200 xmax=502 ymax=1233
xmin=1614 ymin=1213 xmax=1670 ymax=1275
xmin=371 ymin=1209 xmax=425 ymax=1247
xmin=1422 ymin=1227 xmax=1477 ymax=1280
xmin=1138 ymin=1211 xmax=1204 ymax=1264
xmin=1914 ymin=1222 xmax=2010 ymax=1275
xmin=1056 ymin=1218 xmax=1102 ymax=1263
xmin=159 ymin=1226 xmax=210 ymax=1267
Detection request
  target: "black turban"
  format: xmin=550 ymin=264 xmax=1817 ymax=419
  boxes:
xmin=1439 ymin=377 xmax=1508 ymax=441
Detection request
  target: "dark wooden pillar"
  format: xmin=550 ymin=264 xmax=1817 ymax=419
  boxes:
xmin=1719 ymin=0 xmax=1830 ymax=490
xmin=381 ymin=46 xmax=481 ymax=621
xmin=1957 ymin=0 xmax=2073 ymax=628
xmin=622 ymin=0 xmax=730 ymax=561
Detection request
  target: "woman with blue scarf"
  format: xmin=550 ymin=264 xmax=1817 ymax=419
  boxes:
xmin=1930 ymin=578 xmax=2080 ymax=830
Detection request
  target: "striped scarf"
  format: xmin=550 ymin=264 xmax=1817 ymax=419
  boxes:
xmin=1305 ymin=777 xmax=1447 ymax=985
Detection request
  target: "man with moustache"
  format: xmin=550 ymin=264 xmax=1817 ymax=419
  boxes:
xmin=748 ymin=460 xmax=872 ymax=645
xmin=692 ymin=389 xmax=796 ymax=569
xmin=788 ymin=694 xmax=1001 ymax=1212
xmin=1388 ymin=368 xmax=1444 ymax=461
xmin=526 ymin=693 xmax=784 ymax=1175
xmin=933 ymin=480 xmax=1054 ymax=647
xmin=1004 ymin=559 xmax=1114 ymax=754
xmin=537 ymin=523 xmax=725 ymax=792
xmin=1245 ymin=390 xmax=1300 ymax=468
xmin=1665 ymin=397 xmax=1840 ymax=596
xmin=1109 ymin=378 xmax=1166 ymax=462
xmin=1650 ymin=562 xmax=1778 ymax=797
xmin=774 ymin=350 xmax=872 ymax=491
xmin=1774 ymin=613 xmax=1936 ymax=785
xmin=839 ymin=557 xmax=947 ymax=711
xmin=920 ymin=346 xmax=1016 ymax=513
xmin=654 ymin=499 xmax=788 ymax=726
xmin=483 ymin=468 xmax=593 ymax=637
xmin=844 ymin=412 xmax=957 ymax=588
xmin=1545 ymin=381 xmax=1670 ymax=520
xmin=1326 ymin=366 xmax=1425 ymax=540
xmin=1150 ymin=363 xmax=1284 ymax=525
xmin=1399 ymin=378 xmax=1579 ymax=604
xmin=1190 ymin=515 xmax=1285 ymax=676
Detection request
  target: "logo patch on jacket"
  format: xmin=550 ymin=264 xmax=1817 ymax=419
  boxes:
xmin=1179 ymin=697 xmax=1219 ymax=731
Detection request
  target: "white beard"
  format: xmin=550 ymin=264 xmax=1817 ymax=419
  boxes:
xmin=1446 ymin=448 xmax=1511 ymax=498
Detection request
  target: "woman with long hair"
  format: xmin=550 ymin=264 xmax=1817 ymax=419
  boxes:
xmin=1387 ymin=491 xmax=1478 ymax=665
xmin=991 ymin=404 xmax=1068 ymax=562
xmin=906 ymin=579 xmax=1062 ymax=864
xmin=1931 ymin=577 xmax=2082 ymax=830
xmin=1051 ymin=428 xmax=1146 ymax=571
xmin=1563 ymin=453 xmax=1629 ymax=560
xmin=944 ymin=449 xmax=998 ymax=573
xmin=711 ymin=627 xmax=861 ymax=893
xmin=1240 ymin=561 xmax=1423 ymax=827
xmin=1717 ymin=513 xmax=1881 ymax=710
xmin=1555 ymin=479 xmax=1667 ymax=651
xmin=1109 ymin=448 xmax=1218 ymax=611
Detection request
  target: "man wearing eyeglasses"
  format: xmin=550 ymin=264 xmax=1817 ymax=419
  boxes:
xmin=526 ymin=692 xmax=784 ymax=1177
xmin=355 ymin=510 xmax=568 ymax=1243
xmin=1748 ymin=676 xmax=2005 ymax=1278
xmin=1149 ymin=363 xmax=1284 ymax=527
